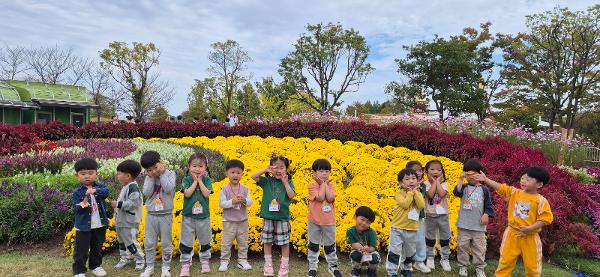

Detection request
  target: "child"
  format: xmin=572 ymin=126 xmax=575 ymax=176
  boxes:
xmin=404 ymin=161 xmax=430 ymax=274
xmin=453 ymin=159 xmax=495 ymax=277
xmin=179 ymin=153 xmax=214 ymax=276
xmin=347 ymin=206 xmax=380 ymax=277
xmin=219 ymin=159 xmax=253 ymax=272
xmin=386 ymin=168 xmax=426 ymax=277
xmin=113 ymin=160 xmax=145 ymax=271
xmin=423 ymin=160 xmax=451 ymax=271
xmin=140 ymin=151 xmax=177 ymax=277
xmin=307 ymin=159 xmax=341 ymax=277
xmin=71 ymin=158 xmax=109 ymax=277
xmin=475 ymin=167 xmax=553 ymax=277
xmin=251 ymin=156 xmax=296 ymax=277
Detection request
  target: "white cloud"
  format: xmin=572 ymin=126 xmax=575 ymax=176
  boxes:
xmin=0 ymin=0 xmax=596 ymax=114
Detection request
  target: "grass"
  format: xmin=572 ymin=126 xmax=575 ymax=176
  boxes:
xmin=0 ymin=251 xmax=577 ymax=277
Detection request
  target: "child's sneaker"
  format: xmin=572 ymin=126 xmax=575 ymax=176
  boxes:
xmin=115 ymin=258 xmax=129 ymax=269
xmin=135 ymin=261 xmax=145 ymax=271
xmin=440 ymin=259 xmax=451 ymax=272
xmin=366 ymin=268 xmax=377 ymax=277
xmin=91 ymin=267 xmax=107 ymax=277
xmin=350 ymin=268 xmax=361 ymax=277
xmin=307 ymin=269 xmax=317 ymax=277
xmin=200 ymin=260 xmax=210 ymax=273
xmin=161 ymin=266 xmax=171 ymax=277
xmin=179 ymin=263 xmax=190 ymax=277
xmin=263 ymin=263 xmax=275 ymax=276
xmin=278 ymin=262 xmax=289 ymax=277
xmin=426 ymin=257 xmax=435 ymax=269
xmin=219 ymin=261 xmax=229 ymax=272
xmin=141 ymin=267 xmax=154 ymax=277
xmin=475 ymin=268 xmax=486 ymax=277
xmin=327 ymin=266 xmax=342 ymax=277
xmin=413 ymin=262 xmax=431 ymax=273
xmin=400 ymin=270 xmax=413 ymax=277
xmin=74 ymin=274 xmax=86 ymax=277
xmin=237 ymin=260 xmax=252 ymax=270
xmin=459 ymin=266 xmax=468 ymax=276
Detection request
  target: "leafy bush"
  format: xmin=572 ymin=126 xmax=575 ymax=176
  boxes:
xmin=560 ymin=165 xmax=598 ymax=184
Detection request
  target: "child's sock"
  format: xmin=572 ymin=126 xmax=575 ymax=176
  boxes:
xmin=280 ymin=257 xmax=289 ymax=266
xmin=265 ymin=254 xmax=273 ymax=266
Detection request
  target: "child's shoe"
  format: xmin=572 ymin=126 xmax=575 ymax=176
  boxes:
xmin=219 ymin=261 xmax=229 ymax=272
xmin=161 ymin=266 xmax=171 ymax=277
xmin=475 ymin=268 xmax=486 ymax=277
xmin=237 ymin=260 xmax=252 ymax=270
xmin=179 ymin=263 xmax=190 ymax=277
xmin=366 ymin=268 xmax=377 ymax=277
xmin=263 ymin=262 xmax=275 ymax=276
xmin=277 ymin=262 xmax=289 ymax=277
xmin=115 ymin=258 xmax=129 ymax=269
xmin=413 ymin=262 xmax=431 ymax=273
xmin=327 ymin=265 xmax=342 ymax=277
xmin=400 ymin=270 xmax=413 ymax=277
xmin=440 ymin=259 xmax=451 ymax=272
xmin=141 ymin=267 xmax=154 ymax=277
xmin=350 ymin=268 xmax=361 ymax=277
xmin=74 ymin=274 xmax=86 ymax=277
xmin=459 ymin=266 xmax=468 ymax=277
xmin=200 ymin=260 xmax=210 ymax=273
xmin=91 ymin=267 xmax=107 ymax=277
xmin=135 ymin=261 xmax=145 ymax=271
xmin=426 ymin=257 xmax=435 ymax=269
xmin=307 ymin=269 xmax=317 ymax=277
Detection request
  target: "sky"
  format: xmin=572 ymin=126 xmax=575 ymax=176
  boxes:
xmin=0 ymin=0 xmax=596 ymax=115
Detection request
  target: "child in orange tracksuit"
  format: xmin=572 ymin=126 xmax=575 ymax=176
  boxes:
xmin=476 ymin=166 xmax=553 ymax=277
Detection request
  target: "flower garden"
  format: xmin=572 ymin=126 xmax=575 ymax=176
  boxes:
xmin=1 ymin=120 xmax=600 ymax=274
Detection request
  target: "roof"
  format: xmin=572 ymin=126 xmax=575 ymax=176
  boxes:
xmin=1 ymin=80 xmax=97 ymax=109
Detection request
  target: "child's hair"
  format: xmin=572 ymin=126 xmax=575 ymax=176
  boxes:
xmin=267 ymin=156 xmax=292 ymax=178
xmin=140 ymin=151 xmax=161 ymax=169
xmin=524 ymin=166 xmax=550 ymax=185
xmin=463 ymin=159 xmax=483 ymax=173
xmin=117 ymin=160 xmax=142 ymax=179
xmin=397 ymin=168 xmax=417 ymax=182
xmin=74 ymin=158 xmax=98 ymax=172
xmin=355 ymin=206 xmax=376 ymax=223
xmin=311 ymin=159 xmax=331 ymax=171
xmin=188 ymin=152 xmax=211 ymax=177
xmin=226 ymin=159 xmax=245 ymax=171
xmin=425 ymin=159 xmax=447 ymax=182
xmin=405 ymin=160 xmax=422 ymax=170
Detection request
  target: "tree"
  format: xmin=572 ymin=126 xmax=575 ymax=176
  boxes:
xmin=255 ymin=77 xmax=312 ymax=119
xmin=234 ymin=83 xmax=262 ymax=119
xmin=182 ymin=79 xmax=210 ymax=121
xmin=384 ymin=82 xmax=422 ymax=113
xmin=27 ymin=45 xmax=78 ymax=84
xmin=100 ymin=41 xmax=173 ymax=121
xmin=0 ymin=45 xmax=28 ymax=80
xmin=499 ymin=5 xmax=600 ymax=129
xmin=279 ymin=22 xmax=373 ymax=113
xmin=83 ymin=65 xmax=114 ymax=122
xmin=150 ymin=105 xmax=170 ymax=122
xmin=203 ymin=40 xmax=251 ymax=116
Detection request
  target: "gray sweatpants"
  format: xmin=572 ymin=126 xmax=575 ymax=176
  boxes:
xmin=307 ymin=221 xmax=339 ymax=270
xmin=116 ymin=226 xmax=144 ymax=261
xmin=425 ymin=214 xmax=451 ymax=260
xmin=144 ymin=214 xmax=173 ymax=268
xmin=386 ymin=228 xmax=417 ymax=275
xmin=179 ymin=216 xmax=212 ymax=264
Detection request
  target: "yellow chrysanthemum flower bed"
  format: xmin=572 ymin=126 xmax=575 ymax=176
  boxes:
xmin=64 ymin=136 xmax=463 ymax=257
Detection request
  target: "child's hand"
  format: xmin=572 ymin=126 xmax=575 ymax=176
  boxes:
xmin=281 ymin=173 xmax=289 ymax=183
xmin=85 ymin=187 xmax=96 ymax=195
xmin=266 ymin=166 xmax=275 ymax=174
xmin=480 ymin=214 xmax=489 ymax=225
xmin=158 ymin=163 xmax=167 ymax=175
xmin=77 ymin=198 xmax=90 ymax=208
xmin=518 ymin=225 xmax=535 ymax=237
xmin=110 ymin=200 xmax=117 ymax=209
xmin=192 ymin=173 xmax=199 ymax=182
xmin=474 ymin=172 xmax=487 ymax=182
xmin=460 ymin=172 xmax=467 ymax=179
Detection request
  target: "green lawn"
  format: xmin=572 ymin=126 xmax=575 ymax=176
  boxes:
xmin=0 ymin=252 xmax=577 ymax=277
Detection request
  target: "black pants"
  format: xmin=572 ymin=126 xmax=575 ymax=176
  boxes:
xmin=73 ymin=227 xmax=106 ymax=274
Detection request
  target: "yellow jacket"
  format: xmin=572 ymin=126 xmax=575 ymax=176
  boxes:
xmin=390 ymin=188 xmax=426 ymax=230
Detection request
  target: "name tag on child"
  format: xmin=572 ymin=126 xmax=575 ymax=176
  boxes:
xmin=192 ymin=201 xmax=203 ymax=214
xmin=154 ymin=198 xmax=164 ymax=212
xmin=269 ymin=199 xmax=280 ymax=212
xmin=462 ymin=199 xmax=472 ymax=210
xmin=361 ymin=253 xmax=373 ymax=263
xmin=435 ymin=204 xmax=447 ymax=215
xmin=322 ymin=202 xmax=332 ymax=213
xmin=408 ymin=208 xmax=419 ymax=221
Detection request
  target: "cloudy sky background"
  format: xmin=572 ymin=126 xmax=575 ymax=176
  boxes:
xmin=0 ymin=0 xmax=596 ymax=115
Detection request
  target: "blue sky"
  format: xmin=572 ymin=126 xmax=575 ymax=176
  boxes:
xmin=0 ymin=0 xmax=596 ymax=115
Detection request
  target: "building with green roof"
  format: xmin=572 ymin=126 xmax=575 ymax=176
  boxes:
xmin=0 ymin=80 xmax=99 ymax=126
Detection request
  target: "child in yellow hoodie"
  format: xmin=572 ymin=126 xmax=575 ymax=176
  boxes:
xmin=386 ymin=168 xmax=426 ymax=277
xmin=476 ymin=166 xmax=553 ymax=277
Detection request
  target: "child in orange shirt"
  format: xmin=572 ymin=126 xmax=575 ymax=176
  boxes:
xmin=475 ymin=166 xmax=553 ymax=277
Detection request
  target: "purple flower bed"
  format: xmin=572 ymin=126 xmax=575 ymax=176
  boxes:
xmin=0 ymin=139 xmax=136 ymax=177
xmin=586 ymin=167 xmax=600 ymax=182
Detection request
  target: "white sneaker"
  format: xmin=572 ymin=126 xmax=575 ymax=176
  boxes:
xmin=74 ymin=274 xmax=86 ymax=277
xmin=140 ymin=267 xmax=154 ymax=277
xmin=413 ymin=262 xmax=431 ymax=273
xmin=459 ymin=266 xmax=468 ymax=277
xmin=475 ymin=268 xmax=486 ymax=277
xmin=237 ymin=260 xmax=252 ymax=270
xmin=115 ymin=258 xmax=130 ymax=269
xmin=161 ymin=266 xmax=171 ymax=277
xmin=91 ymin=267 xmax=107 ymax=277
xmin=440 ymin=259 xmax=452 ymax=272
xmin=135 ymin=261 xmax=146 ymax=271
xmin=426 ymin=257 xmax=435 ymax=269
xmin=219 ymin=261 xmax=229 ymax=272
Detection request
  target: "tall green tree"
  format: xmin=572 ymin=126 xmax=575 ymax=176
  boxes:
xmin=234 ymin=83 xmax=262 ymax=119
xmin=182 ymin=79 xmax=210 ymax=121
xmin=100 ymin=42 xmax=173 ymax=121
xmin=150 ymin=105 xmax=170 ymax=122
xmin=255 ymin=77 xmax=312 ymax=119
xmin=279 ymin=22 xmax=373 ymax=113
xmin=499 ymin=5 xmax=600 ymax=129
